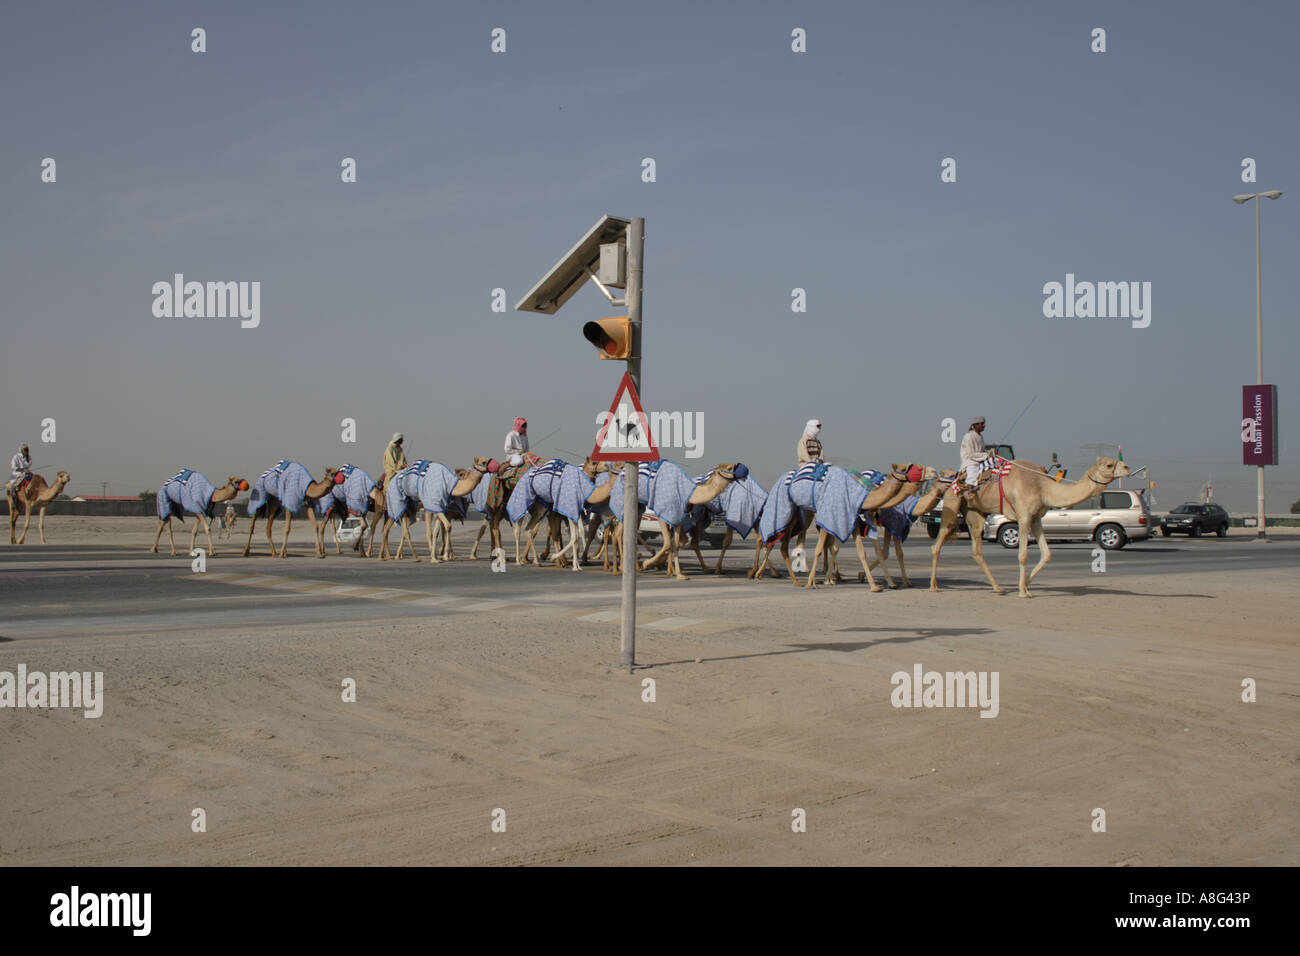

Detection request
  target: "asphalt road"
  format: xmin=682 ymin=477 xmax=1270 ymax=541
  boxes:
xmin=2 ymin=534 xmax=1296 ymax=645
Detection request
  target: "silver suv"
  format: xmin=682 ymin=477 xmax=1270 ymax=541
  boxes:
xmin=986 ymin=489 xmax=1153 ymax=550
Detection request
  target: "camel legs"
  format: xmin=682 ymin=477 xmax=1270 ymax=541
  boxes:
xmin=38 ymin=504 xmax=51 ymax=545
xmin=265 ymin=512 xmax=279 ymax=557
xmin=7 ymin=497 xmax=17 ymax=544
xmin=277 ymin=512 xmax=293 ymax=558
xmin=17 ymin=505 xmax=33 ymax=546
xmin=1022 ymin=515 xmax=1051 ymax=597
xmin=470 ymin=517 xmax=489 ymax=559
xmin=965 ymin=512 xmax=1003 ymax=594
xmin=436 ymin=514 xmax=455 ymax=561
xmin=423 ymin=512 xmax=438 ymax=562
xmin=806 ymin=529 xmax=834 ymax=588
xmin=242 ymin=513 xmax=258 ymax=556
xmin=928 ymin=501 xmax=967 ymax=592
xmin=373 ymin=517 xmax=396 ymax=559
xmin=150 ymin=518 xmax=175 ymax=555
xmin=189 ymin=514 xmax=215 ymax=556
xmin=397 ymin=516 xmax=419 ymax=562
xmin=641 ymin=519 xmax=674 ymax=572
xmin=851 ymin=531 xmax=885 ymax=592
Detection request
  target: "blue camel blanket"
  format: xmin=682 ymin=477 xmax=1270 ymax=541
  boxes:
xmin=879 ymin=493 xmax=919 ymax=541
xmin=507 ymin=459 xmax=595 ymax=524
xmin=608 ymin=460 xmax=696 ymax=528
xmin=684 ymin=472 xmax=767 ymax=538
xmin=760 ymin=462 xmax=867 ymax=544
xmin=469 ymin=472 xmax=492 ymax=517
xmin=247 ymin=460 xmax=314 ymax=518
xmin=157 ymin=469 xmax=218 ymax=522
xmin=386 ymin=460 xmax=452 ymax=521
xmin=327 ymin=464 xmax=377 ymax=517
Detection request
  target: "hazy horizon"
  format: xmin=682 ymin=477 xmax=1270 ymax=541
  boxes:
xmin=2 ymin=1 xmax=1297 ymax=514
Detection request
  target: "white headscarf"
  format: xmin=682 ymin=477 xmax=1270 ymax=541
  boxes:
xmin=803 ymin=420 xmax=821 ymax=438
xmin=390 ymin=432 xmax=403 ymax=444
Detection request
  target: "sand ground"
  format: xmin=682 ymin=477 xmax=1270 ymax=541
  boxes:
xmin=1 ymin=517 xmax=1297 ymax=866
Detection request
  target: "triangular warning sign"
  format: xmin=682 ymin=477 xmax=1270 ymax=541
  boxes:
xmin=591 ymin=372 xmax=660 ymax=462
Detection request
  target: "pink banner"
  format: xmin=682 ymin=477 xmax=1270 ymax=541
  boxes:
xmin=1242 ymin=385 xmax=1278 ymax=466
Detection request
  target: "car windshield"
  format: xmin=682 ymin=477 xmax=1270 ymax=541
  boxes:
xmin=1172 ymin=505 xmax=1204 ymax=514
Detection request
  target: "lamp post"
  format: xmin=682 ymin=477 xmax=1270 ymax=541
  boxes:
xmin=1232 ymin=189 xmax=1282 ymax=539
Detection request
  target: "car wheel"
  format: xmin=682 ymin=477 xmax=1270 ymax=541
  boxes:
xmin=927 ymin=523 xmax=940 ymax=539
xmin=1190 ymin=524 xmax=1201 ymax=538
xmin=1096 ymin=524 xmax=1126 ymax=550
xmin=1216 ymin=524 xmax=1227 ymax=537
xmin=1160 ymin=527 xmax=1170 ymax=537
xmin=997 ymin=523 xmax=1019 ymax=549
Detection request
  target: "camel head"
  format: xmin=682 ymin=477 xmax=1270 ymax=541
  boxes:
xmin=225 ymin=476 xmax=250 ymax=492
xmin=583 ymin=456 xmax=610 ymax=479
xmin=1088 ymin=456 xmax=1131 ymax=485
xmin=451 ymin=457 xmax=495 ymax=496
xmin=889 ymin=463 xmax=928 ymax=485
xmin=53 ymin=471 xmax=71 ymax=492
xmin=688 ymin=462 xmax=745 ymax=504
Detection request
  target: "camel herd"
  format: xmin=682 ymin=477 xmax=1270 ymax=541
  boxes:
xmin=7 ymin=453 xmax=1132 ymax=598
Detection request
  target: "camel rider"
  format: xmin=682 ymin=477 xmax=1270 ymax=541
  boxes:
xmin=382 ymin=433 xmax=407 ymax=483
xmin=7 ymin=443 xmax=32 ymax=492
xmin=959 ymin=416 xmax=991 ymax=499
xmin=504 ymin=417 xmax=529 ymax=468
xmin=797 ymin=420 xmax=823 ymax=464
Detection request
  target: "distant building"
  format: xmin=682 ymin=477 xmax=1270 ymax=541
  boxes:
xmin=76 ymin=495 xmax=139 ymax=501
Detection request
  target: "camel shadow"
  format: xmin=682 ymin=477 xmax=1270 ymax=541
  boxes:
xmin=639 ymin=626 xmax=995 ymax=670
xmin=1031 ymin=584 xmax=1211 ymax=598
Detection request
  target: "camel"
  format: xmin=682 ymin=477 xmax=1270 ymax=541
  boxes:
xmin=242 ymin=463 xmax=339 ymax=558
xmin=684 ymin=471 xmax=767 ymax=576
xmin=469 ymin=453 xmax=542 ymax=564
xmin=380 ymin=458 xmax=494 ymax=563
xmin=506 ymin=458 xmax=600 ymax=572
xmin=150 ymin=473 xmax=248 ymax=556
xmin=636 ymin=464 xmax=742 ymax=580
xmin=806 ymin=464 xmax=936 ymax=590
xmin=7 ymin=471 xmax=70 ymax=545
xmin=929 ymin=456 xmax=1131 ymax=598
xmin=318 ymin=473 xmax=388 ymax=558
xmin=749 ymin=464 xmax=914 ymax=587
xmin=858 ymin=470 xmax=956 ymax=588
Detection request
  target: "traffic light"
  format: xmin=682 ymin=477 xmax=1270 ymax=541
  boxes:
xmin=582 ymin=316 xmax=632 ymax=360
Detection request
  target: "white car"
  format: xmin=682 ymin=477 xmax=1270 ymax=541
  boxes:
xmin=333 ymin=515 xmax=365 ymax=547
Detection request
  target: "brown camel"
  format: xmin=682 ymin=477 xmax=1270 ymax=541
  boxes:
xmin=636 ymin=464 xmax=742 ymax=581
xmin=317 ymin=473 xmax=388 ymax=559
xmin=859 ymin=470 xmax=956 ymax=588
xmin=470 ymin=453 xmax=542 ymax=564
xmin=7 ymin=471 xmax=70 ymax=545
xmin=806 ymin=464 xmax=936 ymax=590
xmin=929 ymin=456 xmax=1131 ymax=598
xmin=150 ymin=476 xmax=248 ymax=556
xmin=748 ymin=465 xmax=915 ymax=587
xmin=379 ymin=458 xmax=493 ymax=563
xmin=242 ymin=468 xmax=339 ymax=558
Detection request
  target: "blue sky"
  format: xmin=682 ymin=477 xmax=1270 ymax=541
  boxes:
xmin=1 ymin=0 xmax=1296 ymax=511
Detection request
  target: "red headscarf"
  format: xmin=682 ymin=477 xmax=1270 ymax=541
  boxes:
xmin=513 ymin=417 xmax=527 ymax=433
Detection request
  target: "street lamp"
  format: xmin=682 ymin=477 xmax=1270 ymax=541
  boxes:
xmin=1232 ymin=189 xmax=1283 ymax=539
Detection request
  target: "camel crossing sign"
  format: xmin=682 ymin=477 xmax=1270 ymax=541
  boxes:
xmin=592 ymin=372 xmax=659 ymax=462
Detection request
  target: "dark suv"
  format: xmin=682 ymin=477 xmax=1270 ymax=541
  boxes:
xmin=1160 ymin=502 xmax=1229 ymax=538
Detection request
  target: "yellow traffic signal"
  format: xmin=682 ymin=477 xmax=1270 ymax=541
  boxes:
xmin=582 ymin=316 xmax=632 ymax=360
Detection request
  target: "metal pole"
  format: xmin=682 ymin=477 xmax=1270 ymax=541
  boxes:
xmin=1255 ymin=197 xmax=1266 ymax=538
xmin=620 ymin=217 xmax=644 ymax=668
